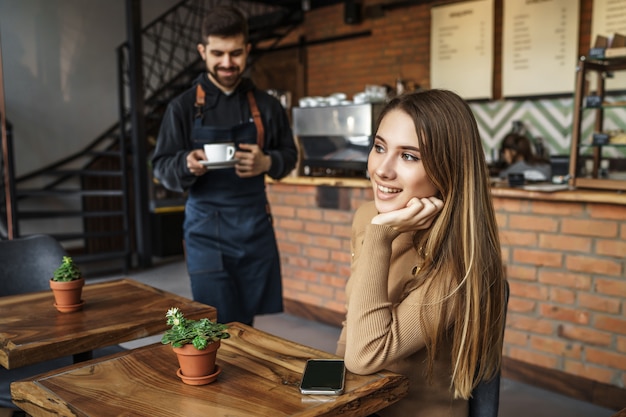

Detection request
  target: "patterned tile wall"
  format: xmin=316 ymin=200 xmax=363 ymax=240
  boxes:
xmin=470 ymin=95 xmax=626 ymax=162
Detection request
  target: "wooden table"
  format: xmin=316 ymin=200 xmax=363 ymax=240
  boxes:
xmin=0 ymin=278 xmax=215 ymax=369
xmin=612 ymin=408 xmax=626 ymax=417
xmin=11 ymin=322 xmax=409 ymax=417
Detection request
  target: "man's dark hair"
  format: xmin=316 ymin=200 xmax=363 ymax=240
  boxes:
xmin=201 ymin=5 xmax=249 ymax=44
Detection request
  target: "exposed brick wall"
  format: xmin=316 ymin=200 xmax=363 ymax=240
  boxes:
xmin=495 ymin=195 xmax=626 ymax=388
xmin=267 ymin=181 xmax=626 ymax=390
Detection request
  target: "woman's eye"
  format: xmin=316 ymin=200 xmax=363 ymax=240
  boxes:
xmin=374 ymin=144 xmax=385 ymax=153
xmin=402 ymin=153 xmax=420 ymax=161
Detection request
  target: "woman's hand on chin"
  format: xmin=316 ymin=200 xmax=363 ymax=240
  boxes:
xmin=372 ymin=196 xmax=444 ymax=233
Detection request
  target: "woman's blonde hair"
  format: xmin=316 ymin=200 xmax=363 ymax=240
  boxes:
xmin=377 ymin=90 xmax=506 ymax=399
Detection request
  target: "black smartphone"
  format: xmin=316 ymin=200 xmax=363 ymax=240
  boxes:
xmin=299 ymin=359 xmax=346 ymax=395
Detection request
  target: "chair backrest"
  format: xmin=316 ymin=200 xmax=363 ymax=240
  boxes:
xmin=0 ymin=234 xmax=67 ymax=296
xmin=468 ymin=279 xmax=510 ymax=417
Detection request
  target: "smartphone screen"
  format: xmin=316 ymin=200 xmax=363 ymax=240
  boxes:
xmin=299 ymin=359 xmax=345 ymax=395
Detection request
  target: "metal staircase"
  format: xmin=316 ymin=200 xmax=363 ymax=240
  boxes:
xmin=2 ymin=0 xmax=305 ymax=276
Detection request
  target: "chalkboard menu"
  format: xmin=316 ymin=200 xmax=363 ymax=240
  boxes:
xmin=430 ymin=0 xmax=494 ymax=100
xmin=502 ymin=0 xmax=579 ymax=97
xmin=591 ymin=0 xmax=626 ymax=91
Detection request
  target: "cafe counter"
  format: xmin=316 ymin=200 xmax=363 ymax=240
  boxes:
xmin=266 ymin=176 xmax=626 ymax=412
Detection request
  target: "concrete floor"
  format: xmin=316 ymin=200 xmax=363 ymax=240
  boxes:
xmin=101 ymin=256 xmax=617 ymax=417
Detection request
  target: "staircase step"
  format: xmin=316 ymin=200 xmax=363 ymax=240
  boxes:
xmin=52 ymin=230 xmax=129 ymax=241
xmin=85 ymin=150 xmax=124 ymax=157
xmin=18 ymin=210 xmax=125 ymax=219
xmin=47 ymin=169 xmax=124 ymax=177
xmin=72 ymin=250 xmax=130 ymax=264
xmin=16 ymin=189 xmax=124 ymax=197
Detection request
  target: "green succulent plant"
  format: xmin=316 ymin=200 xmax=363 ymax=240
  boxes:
xmin=52 ymin=256 xmax=82 ymax=282
xmin=161 ymin=307 xmax=230 ymax=350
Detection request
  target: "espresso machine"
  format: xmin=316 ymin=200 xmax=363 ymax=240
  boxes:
xmin=292 ymin=103 xmax=384 ymax=177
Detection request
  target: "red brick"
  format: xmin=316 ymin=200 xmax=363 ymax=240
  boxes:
xmin=538 ymin=234 xmax=591 ymax=253
xmin=306 ymin=282 xmax=335 ymax=298
xmin=595 ymin=314 xmax=626 ymax=335
xmin=563 ymin=360 xmax=615 ymax=384
xmin=513 ymin=248 xmax=562 ymax=268
xmin=332 ymin=224 xmax=352 ymax=238
xmin=320 ymin=274 xmax=346 ymax=289
xmin=311 ymin=236 xmax=343 ymax=250
xmin=278 ymin=241 xmax=301 ymax=255
xmin=310 ymin=260 xmax=338 ymax=274
xmin=509 ymin=215 xmax=558 ymax=232
xmin=282 ymin=279 xmax=307 ymax=292
xmin=578 ymin=293 xmax=621 ymax=314
xmin=303 ymin=246 xmax=330 ymax=261
xmin=507 ymin=314 xmax=554 ymax=334
xmin=617 ymin=336 xmax=626 ymax=354
xmin=293 ymin=269 xmax=319 ymax=282
xmin=596 ymin=238 xmax=626 ymax=258
xmin=272 ymin=204 xmax=296 ymax=218
xmin=504 ymin=264 xmax=537 ymax=281
xmin=561 ymin=218 xmax=618 ymax=238
xmin=284 ymin=255 xmax=309 ymax=268
xmin=538 ymin=271 xmax=592 ymax=290
xmin=549 ymin=287 xmax=575 ymax=304
xmin=508 ymin=298 xmax=536 ymax=313
xmin=539 ymin=304 xmax=590 ymax=324
xmin=557 ymin=324 xmax=612 ymax=347
xmin=509 ymin=281 xmax=549 ymax=301
xmin=287 ymin=231 xmax=313 ymax=245
xmin=279 ymin=218 xmax=304 ymax=231
xmin=529 ymin=335 xmax=582 ymax=359
xmin=323 ymin=210 xmax=354 ymax=224
xmin=499 ymin=230 xmax=537 ymax=247
xmin=565 ymin=255 xmax=621 ymax=276
xmin=492 ymin=197 xmax=526 ymax=213
xmin=507 ymin=347 xmax=559 ymax=368
xmin=531 ymin=200 xmax=584 ymax=216
xmin=503 ymin=329 xmax=529 ymax=346
xmin=296 ymin=208 xmax=322 ymax=221
xmin=586 ymin=347 xmax=626 ymax=371
xmin=588 ymin=204 xmax=626 ymax=220
xmin=304 ymin=221 xmax=332 ymax=235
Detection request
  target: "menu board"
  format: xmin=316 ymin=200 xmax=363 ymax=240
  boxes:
xmin=430 ymin=0 xmax=494 ymax=100
xmin=502 ymin=0 xmax=579 ymax=97
xmin=591 ymin=0 xmax=626 ymax=90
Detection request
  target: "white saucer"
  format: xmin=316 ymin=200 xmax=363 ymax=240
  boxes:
xmin=199 ymin=159 xmax=238 ymax=170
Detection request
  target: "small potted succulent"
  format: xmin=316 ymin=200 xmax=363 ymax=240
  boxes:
xmin=50 ymin=256 xmax=85 ymax=313
xmin=161 ymin=307 xmax=230 ymax=385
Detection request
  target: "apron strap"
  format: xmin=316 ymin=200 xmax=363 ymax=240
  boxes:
xmin=195 ymin=85 xmax=205 ymax=118
xmin=247 ymin=90 xmax=265 ymax=149
xmin=194 ymin=84 xmax=264 ymax=148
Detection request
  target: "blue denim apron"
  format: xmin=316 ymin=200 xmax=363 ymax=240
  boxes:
xmin=183 ymin=97 xmax=282 ymax=326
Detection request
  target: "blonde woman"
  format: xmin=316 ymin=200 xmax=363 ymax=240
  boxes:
xmin=336 ymin=89 xmax=506 ymax=417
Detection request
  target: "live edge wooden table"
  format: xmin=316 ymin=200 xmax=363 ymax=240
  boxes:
xmin=11 ymin=322 xmax=409 ymax=417
xmin=0 ymin=278 xmax=216 ymax=370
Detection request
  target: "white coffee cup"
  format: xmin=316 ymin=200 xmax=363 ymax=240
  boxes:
xmin=204 ymin=142 xmax=236 ymax=162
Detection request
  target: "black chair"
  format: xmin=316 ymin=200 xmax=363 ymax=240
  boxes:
xmin=468 ymin=280 xmax=510 ymax=417
xmin=0 ymin=235 xmax=125 ymax=411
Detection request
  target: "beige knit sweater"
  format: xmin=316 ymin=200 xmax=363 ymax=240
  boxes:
xmin=336 ymin=201 xmax=467 ymax=417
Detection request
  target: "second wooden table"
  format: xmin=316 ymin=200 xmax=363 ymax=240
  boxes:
xmin=0 ymin=278 xmax=215 ymax=369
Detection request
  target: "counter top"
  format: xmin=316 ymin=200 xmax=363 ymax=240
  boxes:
xmin=270 ymin=176 xmax=626 ymax=206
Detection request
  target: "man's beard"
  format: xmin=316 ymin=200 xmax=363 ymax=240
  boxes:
xmin=208 ymin=66 xmax=242 ymax=90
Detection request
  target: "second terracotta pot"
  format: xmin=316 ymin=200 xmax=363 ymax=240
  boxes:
xmin=173 ymin=340 xmax=221 ymax=380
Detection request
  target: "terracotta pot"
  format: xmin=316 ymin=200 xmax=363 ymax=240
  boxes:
xmin=173 ymin=340 xmax=221 ymax=385
xmin=49 ymin=277 xmax=85 ymax=313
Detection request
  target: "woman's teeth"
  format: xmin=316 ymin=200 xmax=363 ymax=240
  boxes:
xmin=378 ymin=184 xmax=401 ymax=193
